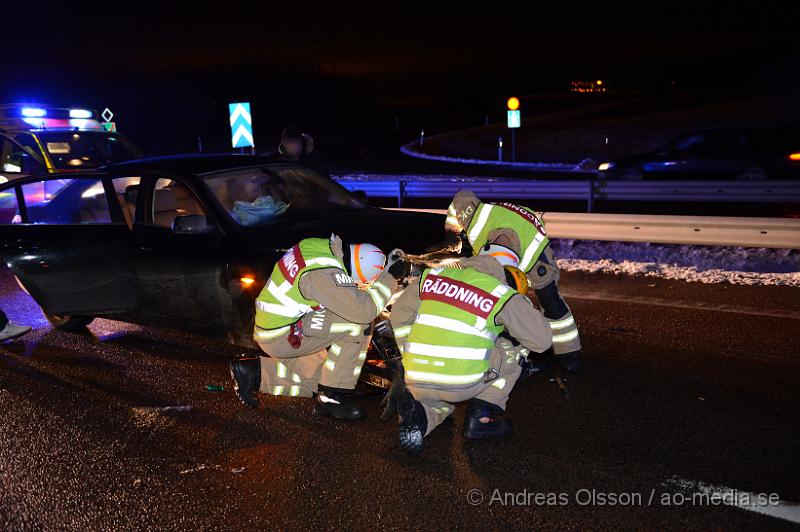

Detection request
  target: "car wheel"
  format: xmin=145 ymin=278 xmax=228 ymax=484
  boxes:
xmin=619 ymin=167 xmax=643 ymax=180
xmin=44 ymin=312 xmax=94 ymax=331
xmin=737 ymin=165 xmax=768 ymax=180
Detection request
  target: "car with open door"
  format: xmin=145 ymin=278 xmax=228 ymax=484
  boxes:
xmin=0 ymin=155 xmax=449 ymax=349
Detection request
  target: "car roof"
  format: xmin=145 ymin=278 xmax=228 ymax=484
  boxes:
xmin=102 ymin=153 xmax=286 ymax=175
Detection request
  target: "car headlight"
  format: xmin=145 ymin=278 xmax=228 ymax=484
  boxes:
xmin=597 ymin=162 xmax=615 ymax=171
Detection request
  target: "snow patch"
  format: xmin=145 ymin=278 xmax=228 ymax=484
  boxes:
xmin=552 ymin=239 xmax=800 ymax=287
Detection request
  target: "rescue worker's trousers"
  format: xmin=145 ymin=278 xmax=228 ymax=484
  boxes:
xmin=407 ymin=338 xmax=524 ymax=437
xmin=528 ymin=246 xmax=581 ymax=356
xmin=255 ymin=307 xmax=370 ymax=398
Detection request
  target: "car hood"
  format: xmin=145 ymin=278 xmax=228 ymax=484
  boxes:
xmin=240 ymin=207 xmax=450 ymax=255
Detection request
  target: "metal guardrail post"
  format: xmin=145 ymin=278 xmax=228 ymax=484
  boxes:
xmin=398 ymin=180 xmax=407 ymax=208
xmin=587 ymin=179 xmax=595 ymax=213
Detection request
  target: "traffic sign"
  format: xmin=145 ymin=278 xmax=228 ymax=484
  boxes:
xmin=101 ymin=108 xmax=114 ymax=122
xmin=229 ymin=102 xmax=254 ymax=149
xmin=507 ymin=110 xmax=520 ymax=128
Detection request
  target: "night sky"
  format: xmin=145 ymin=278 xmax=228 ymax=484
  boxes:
xmin=4 ymin=2 xmax=798 ymax=151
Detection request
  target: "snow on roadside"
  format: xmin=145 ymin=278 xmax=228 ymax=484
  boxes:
xmin=551 ymin=239 xmax=800 ymax=287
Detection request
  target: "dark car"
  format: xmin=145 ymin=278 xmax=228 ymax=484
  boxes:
xmin=0 ymin=154 xmax=448 ymax=349
xmin=596 ymin=126 xmax=800 ymax=180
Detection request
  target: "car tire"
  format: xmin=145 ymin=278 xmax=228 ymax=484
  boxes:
xmin=619 ymin=167 xmax=643 ymax=180
xmin=737 ymin=165 xmax=768 ymax=180
xmin=44 ymin=312 xmax=94 ymax=331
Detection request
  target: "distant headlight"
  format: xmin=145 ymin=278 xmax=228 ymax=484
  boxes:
xmin=597 ymin=162 xmax=614 ymax=171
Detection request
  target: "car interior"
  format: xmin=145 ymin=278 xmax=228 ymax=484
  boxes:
xmin=152 ymin=179 xmax=206 ymax=228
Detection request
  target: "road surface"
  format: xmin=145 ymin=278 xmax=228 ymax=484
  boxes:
xmin=0 ymin=269 xmax=798 ymax=530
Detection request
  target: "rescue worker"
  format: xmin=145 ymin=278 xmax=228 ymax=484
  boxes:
xmin=445 ymin=190 xmax=582 ymax=374
xmin=0 ymin=309 xmax=30 ymax=341
xmin=229 ymin=235 xmax=404 ymax=420
xmin=389 ymin=244 xmax=552 ymax=456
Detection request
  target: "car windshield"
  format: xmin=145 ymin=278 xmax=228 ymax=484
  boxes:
xmin=203 ymin=164 xmax=365 ymax=226
xmin=38 ymin=131 xmax=142 ymax=170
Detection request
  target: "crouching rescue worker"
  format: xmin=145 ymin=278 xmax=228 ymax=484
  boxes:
xmin=389 ymin=245 xmax=552 ymax=456
xmin=445 ymin=190 xmax=582 ymax=374
xmin=229 ymin=235 xmax=403 ymax=420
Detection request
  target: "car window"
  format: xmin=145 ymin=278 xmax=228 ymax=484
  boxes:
xmin=152 ymin=178 xmax=206 ymax=228
xmin=113 ymin=176 xmax=141 ymax=228
xmin=21 ymin=178 xmax=112 ymax=224
xmin=0 ymin=135 xmax=43 ymax=174
xmin=35 ymin=131 xmax=141 ymax=170
xmin=0 ymin=187 xmax=19 ymax=224
xmin=202 ymin=164 xmax=363 ymax=226
xmin=672 ymin=134 xmax=706 ymax=152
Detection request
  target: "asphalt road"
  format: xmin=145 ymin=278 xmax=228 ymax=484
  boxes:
xmin=0 ymin=268 xmax=798 ymax=530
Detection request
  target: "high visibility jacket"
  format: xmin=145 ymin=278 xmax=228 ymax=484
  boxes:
xmin=466 ymin=202 xmax=549 ymax=273
xmin=254 ymin=238 xmax=346 ymax=340
xmin=402 ymin=266 xmax=515 ymax=386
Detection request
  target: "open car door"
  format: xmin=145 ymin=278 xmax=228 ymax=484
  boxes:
xmin=0 ymin=174 xmax=137 ymax=324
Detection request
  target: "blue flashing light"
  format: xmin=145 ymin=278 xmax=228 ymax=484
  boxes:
xmin=21 ymin=107 xmax=47 ymax=117
xmin=69 ymin=109 xmax=92 ymax=119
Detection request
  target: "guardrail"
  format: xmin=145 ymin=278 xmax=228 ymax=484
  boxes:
xmin=386 ymin=208 xmax=800 ymax=249
xmin=335 ymin=175 xmax=800 ymax=212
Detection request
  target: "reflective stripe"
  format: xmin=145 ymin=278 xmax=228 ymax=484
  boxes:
xmin=491 ymin=285 xmax=510 ymax=297
xmin=372 ymin=281 xmax=392 ymax=300
xmin=306 ymin=257 xmax=343 ymax=268
xmin=414 ymin=313 xmax=495 ymax=340
xmin=406 ymin=369 xmax=485 ymax=385
xmin=447 ymin=204 xmax=457 ymax=215
xmin=330 ymin=323 xmax=361 ymax=336
xmin=324 ymin=359 xmax=336 ymax=371
xmin=552 ymin=329 xmax=579 ymax=344
xmin=411 ymin=358 xmax=429 ymax=365
xmin=267 ymin=281 xmax=311 ymax=317
xmin=292 ymin=373 xmax=302 ymax=383
xmin=406 ymin=342 xmax=488 ymax=360
xmin=367 ymin=287 xmax=387 ymax=313
xmin=468 ymin=204 xmax=493 ymax=243
xmin=276 ymin=362 xmax=288 ymax=379
xmin=254 ymin=325 xmax=290 ymax=340
xmin=549 ymin=315 xmax=575 ymax=330
xmin=519 ymin=232 xmax=547 ymax=271
xmin=289 ymin=385 xmax=301 ymax=396
xmin=329 ymin=343 xmax=342 ymax=356
xmin=359 ymin=350 xmax=367 ymax=360
xmin=256 ymin=300 xmax=303 ymax=318
xmin=353 ymin=367 xmax=362 ymax=377
xmin=394 ymin=325 xmax=412 ymax=338
xmin=273 ymin=385 xmax=284 ymax=395
xmin=445 ymin=215 xmax=459 ymax=226
xmin=491 ymin=378 xmax=507 ymax=389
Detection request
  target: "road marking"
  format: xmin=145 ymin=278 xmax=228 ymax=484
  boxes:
xmin=562 ymin=289 xmax=800 ymax=320
xmin=667 ymin=478 xmax=800 ymax=525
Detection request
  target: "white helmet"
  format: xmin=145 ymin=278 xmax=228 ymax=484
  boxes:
xmin=479 ymin=243 xmax=520 ymax=268
xmin=349 ymin=243 xmax=387 ymax=283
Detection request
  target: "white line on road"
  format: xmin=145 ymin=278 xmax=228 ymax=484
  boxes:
xmin=667 ymin=478 xmax=800 ymax=525
xmin=562 ymin=289 xmax=800 ymax=320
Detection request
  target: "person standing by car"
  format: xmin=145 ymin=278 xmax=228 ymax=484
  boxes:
xmin=277 ymin=125 xmax=328 ymax=176
xmin=388 ymin=246 xmax=552 ymax=456
xmin=445 ymin=190 xmax=582 ymax=375
xmin=0 ymin=309 xmax=31 ymax=341
xmin=229 ymin=235 xmax=405 ymax=420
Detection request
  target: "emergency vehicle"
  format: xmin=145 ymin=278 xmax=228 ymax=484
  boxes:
xmin=0 ymin=104 xmax=143 ymax=183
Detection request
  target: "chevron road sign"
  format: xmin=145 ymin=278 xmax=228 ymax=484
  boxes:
xmin=229 ymin=102 xmax=254 ymax=148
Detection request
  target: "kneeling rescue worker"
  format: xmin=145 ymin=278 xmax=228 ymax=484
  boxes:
xmin=445 ymin=190 xmax=582 ymax=374
xmin=229 ymin=235 xmax=403 ymax=420
xmin=389 ymin=245 xmax=552 ymax=456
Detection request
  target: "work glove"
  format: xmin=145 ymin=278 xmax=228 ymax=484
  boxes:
xmin=386 ymin=248 xmax=406 ymax=280
xmin=379 ymin=358 xmax=405 ymax=421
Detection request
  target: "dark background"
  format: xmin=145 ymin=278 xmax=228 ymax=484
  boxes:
xmin=4 ymin=1 xmax=798 ymax=154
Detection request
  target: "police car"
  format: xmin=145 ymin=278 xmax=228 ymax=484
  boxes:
xmin=0 ymin=104 xmax=143 ymax=183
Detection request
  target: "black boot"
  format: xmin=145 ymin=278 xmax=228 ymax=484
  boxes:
xmin=556 ymin=351 xmax=582 ymax=375
xmin=229 ymin=357 xmax=261 ymax=408
xmin=398 ymin=391 xmax=427 ymax=457
xmin=313 ymin=385 xmax=365 ymax=420
xmin=463 ymin=399 xmax=513 ymax=440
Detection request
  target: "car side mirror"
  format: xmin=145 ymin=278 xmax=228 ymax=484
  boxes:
xmin=172 ymin=214 xmax=216 ymax=235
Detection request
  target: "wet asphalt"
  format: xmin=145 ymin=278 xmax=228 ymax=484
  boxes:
xmin=0 ymin=269 xmax=798 ymax=531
